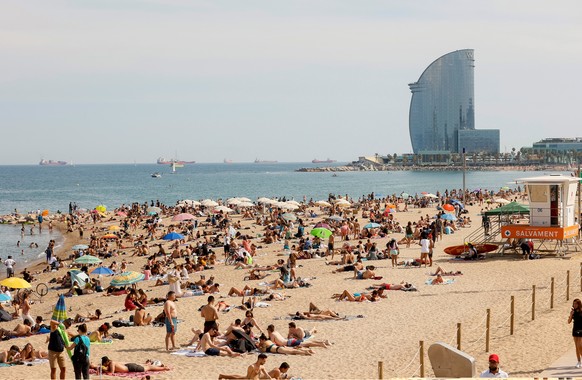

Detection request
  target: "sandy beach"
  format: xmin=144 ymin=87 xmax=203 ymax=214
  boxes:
xmin=0 ymin=194 xmax=580 ymax=379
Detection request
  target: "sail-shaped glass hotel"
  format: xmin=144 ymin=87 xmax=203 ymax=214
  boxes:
xmin=408 ymin=49 xmax=498 ymax=154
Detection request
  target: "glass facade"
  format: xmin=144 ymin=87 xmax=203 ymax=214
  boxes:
xmin=409 ymin=49 xmax=476 ymax=154
xmin=458 ymin=129 xmax=500 ymax=154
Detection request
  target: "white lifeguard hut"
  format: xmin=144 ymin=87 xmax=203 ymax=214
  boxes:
xmin=501 ymin=174 xmax=580 ymax=250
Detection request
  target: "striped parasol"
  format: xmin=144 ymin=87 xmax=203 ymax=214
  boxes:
xmin=52 ymin=294 xmax=68 ymax=322
xmin=110 ymin=271 xmax=145 ymax=287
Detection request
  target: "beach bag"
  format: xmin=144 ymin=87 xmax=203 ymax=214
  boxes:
xmin=72 ymin=336 xmax=88 ymax=364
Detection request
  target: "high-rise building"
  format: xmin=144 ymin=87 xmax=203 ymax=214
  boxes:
xmin=408 ymin=49 xmax=499 ymax=154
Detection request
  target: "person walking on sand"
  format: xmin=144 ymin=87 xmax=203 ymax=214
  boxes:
xmin=419 ymin=236 xmax=430 ymax=268
xmin=164 ymin=291 xmax=178 ymax=351
xmin=201 ymin=295 xmax=219 ymax=333
xmin=568 ymin=298 xmax=582 ymax=368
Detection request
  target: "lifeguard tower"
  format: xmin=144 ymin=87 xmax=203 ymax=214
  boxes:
xmin=500 ymin=174 xmax=580 ymax=254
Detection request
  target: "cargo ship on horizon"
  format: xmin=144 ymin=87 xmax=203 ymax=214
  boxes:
xmin=157 ymin=157 xmax=195 ymax=165
xmin=312 ymin=158 xmax=337 ymax=164
xmin=254 ymin=159 xmax=278 ymax=164
xmin=39 ymin=159 xmax=69 ymax=166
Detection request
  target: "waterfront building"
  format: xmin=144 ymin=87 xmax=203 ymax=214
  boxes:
xmin=408 ymin=49 xmax=499 ymax=156
xmin=532 ymin=138 xmax=582 ymax=152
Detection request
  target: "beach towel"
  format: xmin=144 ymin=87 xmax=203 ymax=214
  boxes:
xmin=89 ymin=369 xmax=170 ymax=378
xmin=254 ymin=302 xmax=270 ymax=308
xmin=425 ymin=278 xmax=455 ymax=285
xmin=170 ymin=346 xmax=208 ymax=357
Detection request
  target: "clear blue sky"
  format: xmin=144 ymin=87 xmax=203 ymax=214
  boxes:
xmin=1 ymin=0 xmax=580 ymax=164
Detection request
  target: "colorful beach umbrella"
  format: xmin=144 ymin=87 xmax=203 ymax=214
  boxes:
xmin=0 ymin=277 xmax=31 ymax=289
xmin=440 ymin=213 xmax=457 ymax=221
xmin=74 ymin=255 xmax=102 ymax=265
xmin=108 ymin=225 xmax=120 ymax=231
xmin=172 ymin=213 xmax=196 ymax=222
xmin=52 ymin=295 xmax=68 ymax=322
xmin=364 ymin=222 xmax=381 ymax=229
xmin=102 ymin=234 xmax=119 ymax=239
xmin=146 ymin=206 xmax=162 ymax=215
xmin=72 ymin=244 xmax=89 ymax=250
xmin=400 ymin=192 xmax=410 ymax=198
xmin=110 ymin=271 xmax=145 ymax=287
xmin=95 ymin=205 xmax=107 ymax=213
xmin=442 ymin=204 xmax=455 ymax=212
xmin=281 ymin=213 xmax=297 ymax=222
xmin=91 ymin=266 xmax=114 ymax=276
xmin=163 ymin=232 xmax=184 ymax=240
xmin=310 ymin=227 xmax=332 ymax=239
xmin=327 ymin=215 xmax=344 ymax=222
xmin=315 ymin=200 xmax=332 ymax=207
xmin=42 ymin=209 xmax=49 ymax=217
xmin=0 ymin=293 xmax=11 ymax=302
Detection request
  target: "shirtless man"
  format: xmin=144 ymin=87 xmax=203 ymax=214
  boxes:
xmin=164 ymin=291 xmax=178 ymax=351
xmin=196 ymin=326 xmax=241 ymax=357
xmin=218 ymin=353 xmax=272 ymax=379
xmin=354 ymin=265 xmax=375 ymax=280
xmin=287 ymin=322 xmax=316 ymax=341
xmin=258 ymin=334 xmax=314 ymax=356
xmin=201 ymin=295 xmax=219 ymax=333
xmin=267 ymin=325 xmax=330 ymax=348
xmin=268 ymin=362 xmax=290 ymax=380
xmin=0 ymin=319 xmax=32 ymax=338
xmin=101 ymin=356 xmax=170 ymax=374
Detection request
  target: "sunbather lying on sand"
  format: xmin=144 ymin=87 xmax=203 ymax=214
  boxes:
xmin=353 ymin=266 xmax=376 ymax=280
xmin=431 ymin=266 xmax=462 ymax=276
xmin=370 ymin=282 xmax=417 ymax=291
xmin=332 ymin=289 xmax=386 ymax=302
xmin=101 ymin=356 xmax=170 ymax=373
xmin=228 ymin=285 xmax=269 ymax=297
xmin=258 ymin=334 xmax=314 ymax=355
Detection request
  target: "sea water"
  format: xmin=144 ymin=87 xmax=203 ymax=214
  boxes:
xmin=0 ymin=162 xmax=568 ymax=264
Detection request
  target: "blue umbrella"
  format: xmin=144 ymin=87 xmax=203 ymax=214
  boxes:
xmin=52 ymin=294 xmax=67 ymax=322
xmin=440 ymin=213 xmax=457 ymax=221
xmin=0 ymin=293 xmax=11 ymax=302
xmin=450 ymin=199 xmax=464 ymax=209
xmin=91 ymin=266 xmax=114 ymax=276
xmin=363 ymin=222 xmax=381 ymax=229
xmin=163 ymin=232 xmax=184 ymax=240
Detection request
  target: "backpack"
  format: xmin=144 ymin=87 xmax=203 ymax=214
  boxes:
xmin=72 ymin=336 xmax=88 ymax=363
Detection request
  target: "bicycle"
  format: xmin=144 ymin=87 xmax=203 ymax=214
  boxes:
xmin=17 ymin=283 xmax=49 ymax=304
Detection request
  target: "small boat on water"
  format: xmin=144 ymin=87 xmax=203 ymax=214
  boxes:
xmin=39 ymin=159 xmax=69 ymax=166
xmin=157 ymin=157 xmax=195 ymax=165
xmin=313 ymin=158 xmax=337 ymax=164
xmin=151 ymin=172 xmax=161 ymax=178
xmin=223 ymin=159 xmax=233 ymax=164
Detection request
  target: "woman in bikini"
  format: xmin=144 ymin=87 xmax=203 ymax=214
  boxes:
xmin=20 ymin=343 xmax=48 ymax=361
xmin=258 ymin=335 xmax=313 ymax=356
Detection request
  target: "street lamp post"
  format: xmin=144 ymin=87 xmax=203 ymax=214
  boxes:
xmin=463 ymin=148 xmax=467 ymax=204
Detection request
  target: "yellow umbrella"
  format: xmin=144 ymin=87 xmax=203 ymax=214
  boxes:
xmin=0 ymin=277 xmax=31 ymax=289
xmin=108 ymin=225 xmax=120 ymax=231
xmin=95 ymin=205 xmax=107 ymax=213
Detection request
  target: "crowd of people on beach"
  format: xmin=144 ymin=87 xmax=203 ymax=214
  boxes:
xmin=0 ymin=187 xmax=529 ymax=378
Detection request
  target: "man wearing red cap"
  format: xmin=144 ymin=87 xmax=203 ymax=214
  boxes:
xmin=480 ymin=354 xmax=508 ymax=378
